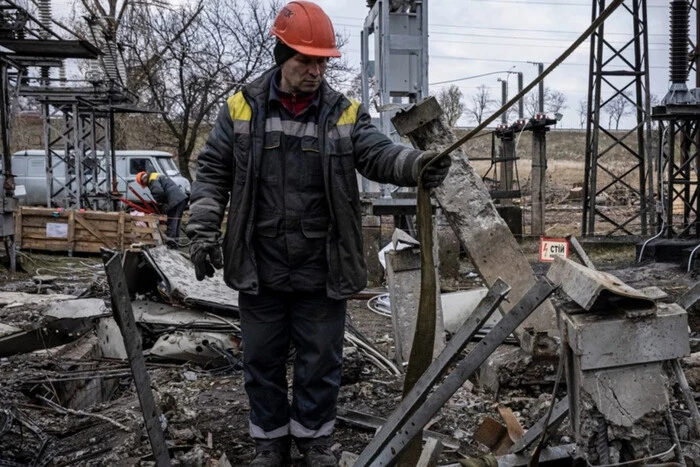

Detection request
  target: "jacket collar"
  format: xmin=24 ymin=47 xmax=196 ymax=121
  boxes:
xmin=243 ymin=66 xmax=345 ymax=113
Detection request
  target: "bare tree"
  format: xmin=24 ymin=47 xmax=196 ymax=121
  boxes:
xmin=547 ymin=90 xmax=567 ymax=114
xmin=465 ymin=85 xmax=495 ymax=125
xmin=118 ymin=0 xmax=281 ymax=177
xmin=604 ymin=92 xmax=633 ymax=130
xmin=435 ymin=85 xmax=465 ymax=127
xmin=345 ymin=73 xmax=380 ymax=113
xmin=524 ymin=87 xmax=567 ymax=117
xmin=578 ymin=99 xmax=587 ymax=129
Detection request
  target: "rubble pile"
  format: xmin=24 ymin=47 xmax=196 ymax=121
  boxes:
xmin=0 ymin=247 xmax=699 ymax=466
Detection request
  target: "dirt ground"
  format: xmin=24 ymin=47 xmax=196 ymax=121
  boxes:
xmin=1 ymin=194 xmax=700 ymax=466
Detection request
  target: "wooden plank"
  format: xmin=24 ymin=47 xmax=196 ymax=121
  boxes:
xmin=392 ymin=97 xmax=557 ymax=335
xmin=119 ymin=212 xmax=125 ymax=251
xmin=68 ymin=210 xmax=75 ymax=254
xmin=21 ymin=226 xmax=123 ymax=240
xmin=74 ymin=213 xmax=117 ymax=249
xmin=15 ymin=208 xmax=22 ymax=246
xmin=21 ymin=217 xmax=82 ymax=228
xmin=16 ymin=207 xmax=160 ymax=254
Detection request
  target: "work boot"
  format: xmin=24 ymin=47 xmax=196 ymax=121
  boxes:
xmin=302 ymin=445 xmax=338 ymax=467
xmin=249 ymin=450 xmax=287 ymax=467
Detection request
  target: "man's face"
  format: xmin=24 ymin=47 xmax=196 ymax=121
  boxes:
xmin=280 ymin=53 xmax=328 ymax=94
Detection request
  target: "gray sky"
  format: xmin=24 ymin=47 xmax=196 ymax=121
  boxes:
xmin=321 ymin=0 xmax=683 ymax=129
xmin=47 ymin=0 xmax=688 ymax=129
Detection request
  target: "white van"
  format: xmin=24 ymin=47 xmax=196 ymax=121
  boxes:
xmin=11 ymin=149 xmax=191 ymax=207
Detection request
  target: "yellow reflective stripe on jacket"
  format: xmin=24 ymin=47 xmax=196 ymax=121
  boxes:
xmin=148 ymin=172 xmax=160 ymax=184
xmin=337 ymin=99 xmax=360 ymax=126
xmin=227 ymin=92 xmax=252 ymax=122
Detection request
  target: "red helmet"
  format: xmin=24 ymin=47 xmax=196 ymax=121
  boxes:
xmin=270 ymin=1 xmax=341 ymax=58
xmin=136 ymin=171 xmax=148 ymax=188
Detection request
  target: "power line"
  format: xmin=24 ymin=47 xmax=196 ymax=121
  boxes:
xmin=429 ymin=69 xmax=519 ymax=85
xmin=334 ymin=17 xmax=668 ymax=37
xmin=462 ymin=0 xmax=669 ymax=7
xmin=337 ymin=26 xmax=671 ymax=48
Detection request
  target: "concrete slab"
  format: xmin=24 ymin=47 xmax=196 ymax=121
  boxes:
xmin=547 ymin=256 xmax=655 ymax=311
xmin=144 ymin=246 xmax=238 ymax=314
xmin=391 ymin=97 xmax=557 ymax=337
xmin=0 ymin=291 xmax=76 ymax=308
xmin=44 ymin=298 xmax=108 ymax=320
xmin=565 ymin=302 xmax=689 ymax=370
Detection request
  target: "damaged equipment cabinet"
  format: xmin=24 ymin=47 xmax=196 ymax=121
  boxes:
xmin=548 ymin=257 xmax=690 ymax=464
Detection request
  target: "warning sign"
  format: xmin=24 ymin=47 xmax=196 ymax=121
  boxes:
xmin=539 ymin=237 xmax=569 ymax=262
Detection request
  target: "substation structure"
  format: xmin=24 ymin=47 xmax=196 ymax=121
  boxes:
xmin=582 ymin=0 xmax=653 ymax=238
xmin=0 ymin=0 xmax=148 ymax=269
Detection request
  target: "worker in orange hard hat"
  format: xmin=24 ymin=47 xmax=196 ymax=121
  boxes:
xmin=137 ymin=171 xmax=188 ymax=248
xmin=187 ymin=2 xmax=450 ymax=466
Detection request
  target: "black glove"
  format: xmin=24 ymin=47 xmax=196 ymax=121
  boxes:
xmin=190 ymin=239 xmax=223 ymax=281
xmin=412 ymin=150 xmax=451 ymax=188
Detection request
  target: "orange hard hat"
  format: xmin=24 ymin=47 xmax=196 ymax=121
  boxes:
xmin=270 ymin=1 xmax=341 ymax=58
xmin=136 ymin=171 xmax=148 ymax=188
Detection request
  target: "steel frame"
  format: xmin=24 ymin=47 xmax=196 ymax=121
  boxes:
xmin=39 ymin=100 xmax=113 ymax=210
xmin=582 ymin=0 xmax=653 ymax=236
xmin=650 ymin=1 xmax=700 ymax=239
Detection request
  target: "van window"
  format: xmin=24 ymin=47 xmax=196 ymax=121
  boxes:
xmin=156 ymin=157 xmax=179 ymax=176
xmin=130 ymin=158 xmax=155 ymax=175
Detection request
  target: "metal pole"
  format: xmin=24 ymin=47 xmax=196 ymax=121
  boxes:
xmin=538 ymin=62 xmax=545 ymax=113
xmin=518 ymin=72 xmax=524 ymax=118
xmin=498 ymin=78 xmax=508 ymax=124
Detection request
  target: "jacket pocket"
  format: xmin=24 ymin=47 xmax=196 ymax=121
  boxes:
xmin=254 ymin=218 xmax=280 ymax=238
xmin=301 ymin=217 xmax=329 ymax=239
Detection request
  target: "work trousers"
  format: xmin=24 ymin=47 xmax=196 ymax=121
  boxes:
xmin=239 ymin=291 xmax=346 ymax=452
xmin=165 ymin=199 xmax=188 ymax=239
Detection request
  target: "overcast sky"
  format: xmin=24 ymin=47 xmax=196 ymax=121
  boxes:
xmin=46 ymin=0 xmax=691 ymax=129
xmin=319 ymin=0 xmax=685 ymax=129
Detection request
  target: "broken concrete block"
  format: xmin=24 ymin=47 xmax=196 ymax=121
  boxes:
xmin=97 ymin=317 xmax=127 ymax=360
xmin=565 ymin=302 xmax=689 ymax=371
xmin=547 ymin=256 xmax=655 ymax=311
xmin=563 ymin=300 xmax=684 ymax=464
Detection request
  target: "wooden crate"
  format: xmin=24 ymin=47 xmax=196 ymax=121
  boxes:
xmin=15 ymin=207 xmax=165 ymax=254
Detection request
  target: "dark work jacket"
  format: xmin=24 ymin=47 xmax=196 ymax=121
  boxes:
xmin=186 ymin=67 xmax=422 ymax=300
xmin=148 ymin=173 xmax=188 ymax=212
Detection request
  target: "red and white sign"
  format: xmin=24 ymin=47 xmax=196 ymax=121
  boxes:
xmin=539 ymin=237 xmax=569 ymax=262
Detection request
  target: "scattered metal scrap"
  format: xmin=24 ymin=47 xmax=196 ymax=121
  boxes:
xmin=354 ymin=278 xmax=558 ymax=466
xmin=0 ymin=297 xmax=108 ymax=357
xmin=142 ymin=246 xmax=239 ymax=314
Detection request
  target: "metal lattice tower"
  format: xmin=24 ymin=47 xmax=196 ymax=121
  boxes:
xmin=650 ymin=0 xmax=700 ymax=239
xmin=39 ymin=100 xmax=113 ymax=209
xmin=582 ymin=0 xmax=653 ymax=237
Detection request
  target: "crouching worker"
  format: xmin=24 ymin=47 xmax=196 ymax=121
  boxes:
xmin=137 ymin=171 xmax=188 ymax=248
